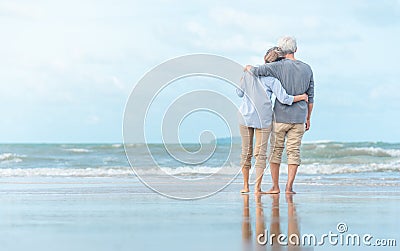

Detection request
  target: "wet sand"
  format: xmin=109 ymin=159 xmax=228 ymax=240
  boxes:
xmin=0 ymin=176 xmax=399 ymax=251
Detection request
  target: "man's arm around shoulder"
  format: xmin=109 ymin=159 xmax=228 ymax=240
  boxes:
xmin=245 ymin=62 xmax=280 ymax=77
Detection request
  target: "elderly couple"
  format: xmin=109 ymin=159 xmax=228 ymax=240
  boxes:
xmin=237 ymin=36 xmax=314 ymax=194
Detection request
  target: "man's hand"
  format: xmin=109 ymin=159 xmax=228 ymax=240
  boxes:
xmin=306 ymin=103 xmax=313 ymax=132
xmin=244 ymin=65 xmax=253 ymax=72
xmin=305 ymin=118 xmax=311 ymax=131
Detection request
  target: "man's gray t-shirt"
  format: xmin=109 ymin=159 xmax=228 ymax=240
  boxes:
xmin=251 ymin=59 xmax=314 ymax=123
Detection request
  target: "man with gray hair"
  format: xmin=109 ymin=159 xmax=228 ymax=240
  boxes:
xmin=245 ymin=36 xmax=314 ymax=194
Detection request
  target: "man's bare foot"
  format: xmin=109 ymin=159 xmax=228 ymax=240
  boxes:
xmin=263 ymin=186 xmax=280 ymax=194
xmin=285 ymin=189 xmax=296 ymax=194
xmin=265 ymin=189 xmax=280 ymax=194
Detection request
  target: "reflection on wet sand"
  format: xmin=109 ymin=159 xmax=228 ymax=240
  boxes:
xmin=255 ymin=194 xmax=266 ymax=251
xmin=286 ymin=194 xmax=301 ymax=250
xmin=242 ymin=194 xmax=312 ymax=251
xmin=242 ymin=194 xmax=252 ymax=251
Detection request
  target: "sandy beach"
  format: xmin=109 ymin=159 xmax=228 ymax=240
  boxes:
xmin=1 ymin=174 xmax=398 ymax=251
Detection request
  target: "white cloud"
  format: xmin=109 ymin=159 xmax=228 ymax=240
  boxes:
xmin=0 ymin=1 xmax=43 ymax=19
xmin=186 ymin=21 xmax=207 ymax=37
xmin=111 ymin=76 xmax=125 ymax=90
xmin=369 ymin=83 xmax=400 ymax=102
xmin=85 ymin=115 xmax=100 ymax=125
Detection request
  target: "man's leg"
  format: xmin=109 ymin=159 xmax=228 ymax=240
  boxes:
xmin=269 ymin=163 xmax=281 ymax=193
xmin=285 ymin=123 xmax=305 ymax=194
xmin=254 ymin=126 xmax=271 ymax=193
xmin=286 ymin=164 xmax=299 ymax=194
xmin=239 ymin=125 xmax=254 ymax=193
xmin=267 ymin=122 xmax=288 ymax=194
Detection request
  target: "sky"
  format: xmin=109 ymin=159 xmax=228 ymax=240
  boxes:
xmin=1 ymin=0 xmax=400 ymax=143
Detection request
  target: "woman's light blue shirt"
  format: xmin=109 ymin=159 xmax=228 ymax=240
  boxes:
xmin=237 ymin=72 xmax=294 ymax=128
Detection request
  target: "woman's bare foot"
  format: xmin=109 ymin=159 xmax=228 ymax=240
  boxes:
xmin=254 ymin=189 xmax=267 ymax=195
xmin=285 ymin=189 xmax=296 ymax=194
xmin=254 ymin=189 xmax=280 ymax=194
xmin=241 ymin=187 xmax=250 ymax=193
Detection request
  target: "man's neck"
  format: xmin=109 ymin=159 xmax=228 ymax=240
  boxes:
xmin=285 ymin=53 xmax=296 ymax=60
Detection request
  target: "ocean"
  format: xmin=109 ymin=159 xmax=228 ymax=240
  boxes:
xmin=1 ymin=141 xmax=399 ymax=180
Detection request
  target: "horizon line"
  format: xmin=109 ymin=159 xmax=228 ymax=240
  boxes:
xmin=0 ymin=140 xmax=399 ymax=144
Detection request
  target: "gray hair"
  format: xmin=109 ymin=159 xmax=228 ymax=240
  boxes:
xmin=278 ymin=36 xmax=297 ymax=54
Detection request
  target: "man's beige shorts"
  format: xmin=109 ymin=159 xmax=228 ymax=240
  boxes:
xmin=269 ymin=122 xmax=305 ymax=166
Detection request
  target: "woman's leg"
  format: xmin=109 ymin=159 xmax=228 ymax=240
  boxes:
xmin=239 ymin=125 xmax=254 ymax=193
xmin=254 ymin=126 xmax=271 ymax=193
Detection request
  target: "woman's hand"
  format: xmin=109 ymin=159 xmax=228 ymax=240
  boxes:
xmin=301 ymin=93 xmax=309 ymax=103
xmin=293 ymin=93 xmax=308 ymax=103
